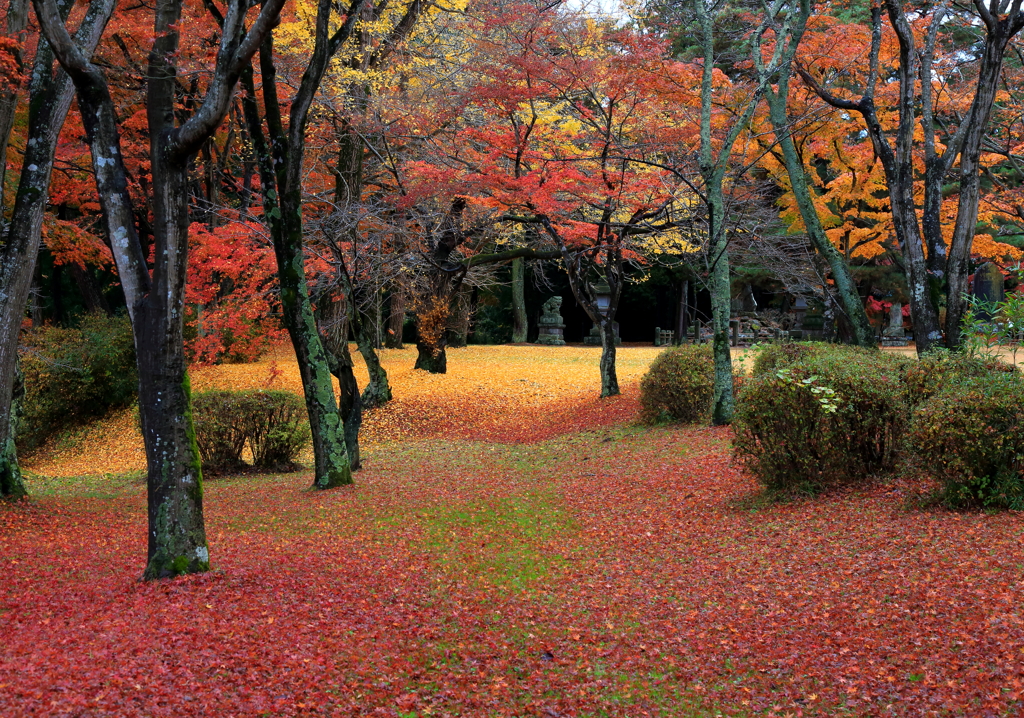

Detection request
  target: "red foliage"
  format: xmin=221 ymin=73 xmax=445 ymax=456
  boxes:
xmin=185 ymin=221 xmax=284 ymax=364
xmin=5 ymin=396 xmax=1024 ymax=715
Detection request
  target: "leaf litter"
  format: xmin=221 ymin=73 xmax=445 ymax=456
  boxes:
xmin=4 ymin=345 xmax=1024 ymax=716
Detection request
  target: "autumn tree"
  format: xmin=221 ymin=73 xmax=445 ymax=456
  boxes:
xmin=0 ymin=0 xmax=112 ymax=498
xmin=751 ymin=0 xmax=876 ymax=348
xmin=798 ymin=0 xmax=1024 ymax=351
xmin=34 ymin=0 xmax=285 ymax=577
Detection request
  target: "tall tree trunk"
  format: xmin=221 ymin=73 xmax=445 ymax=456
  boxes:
xmin=598 ymin=317 xmax=619 ymax=397
xmin=0 ymin=358 xmax=25 ymax=499
xmin=136 ymin=159 xmax=209 ymax=577
xmin=761 ymin=86 xmax=875 ymax=348
xmin=944 ymin=7 xmax=1022 ymax=347
xmin=0 ymin=0 xmax=107 ymax=499
xmin=707 ymin=191 xmax=734 ymax=425
xmin=0 ymin=0 xmax=29 ymax=201
xmin=35 ymin=0 xmax=286 ymax=577
xmin=384 ymin=288 xmax=405 ymax=348
xmin=511 ymin=256 xmax=527 ymax=342
xmin=274 ymin=206 xmax=353 ymax=487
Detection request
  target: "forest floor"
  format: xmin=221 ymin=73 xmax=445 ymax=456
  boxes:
xmin=4 ymin=345 xmax=1024 ymax=717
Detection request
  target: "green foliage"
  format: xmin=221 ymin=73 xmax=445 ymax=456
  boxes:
xmin=639 ymin=344 xmax=714 ymax=424
xmin=192 ymin=390 xmax=309 ymax=474
xmin=903 ymin=348 xmax=1016 ymax=406
xmin=960 ymin=292 xmax=1024 ymax=365
xmin=908 ymin=372 xmax=1024 ymax=509
xmin=734 ymin=345 xmax=908 ymax=494
xmin=19 ymin=313 xmax=137 ymax=451
xmin=749 ymin=341 xmax=821 ymax=376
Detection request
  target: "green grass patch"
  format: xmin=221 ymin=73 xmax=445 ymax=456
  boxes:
xmin=420 ymin=487 xmax=577 ymax=592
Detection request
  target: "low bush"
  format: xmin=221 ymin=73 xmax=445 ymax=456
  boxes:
xmin=192 ymin=390 xmax=308 ymax=474
xmin=908 ymin=372 xmax=1024 ymax=509
xmin=749 ymin=341 xmax=821 ymax=376
xmin=19 ymin=313 xmax=137 ymax=451
xmin=903 ymin=349 xmax=1016 ymax=407
xmin=245 ymin=391 xmax=308 ymax=471
xmin=734 ymin=345 xmax=908 ymax=494
xmin=191 ymin=391 xmax=251 ymax=472
xmin=639 ymin=344 xmax=714 ymax=424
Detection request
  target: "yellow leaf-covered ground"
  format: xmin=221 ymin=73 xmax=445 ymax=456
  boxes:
xmin=24 ymin=344 xmax=664 ymax=477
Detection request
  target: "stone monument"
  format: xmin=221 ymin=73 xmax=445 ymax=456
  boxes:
xmin=881 ymin=302 xmax=910 ymax=347
xmin=973 ymin=262 xmax=1005 ymax=319
xmin=535 ymin=296 xmax=566 ymax=346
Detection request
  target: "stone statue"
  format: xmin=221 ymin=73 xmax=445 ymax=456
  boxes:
xmin=535 ymin=296 xmax=566 ymax=345
xmin=882 ymin=302 xmax=909 ymax=347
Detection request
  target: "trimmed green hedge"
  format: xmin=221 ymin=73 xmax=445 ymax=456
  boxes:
xmin=639 ymin=344 xmax=714 ymax=424
xmin=734 ymin=345 xmax=908 ymax=494
xmin=908 ymin=371 xmax=1024 ymax=509
xmin=192 ymin=390 xmax=309 ymax=474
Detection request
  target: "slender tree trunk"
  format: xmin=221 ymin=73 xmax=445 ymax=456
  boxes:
xmin=317 ymin=295 xmax=361 ymax=470
xmin=0 ymin=0 xmax=107 ymax=499
xmin=275 ymin=205 xmax=353 ymax=488
xmin=944 ymin=18 xmax=1019 ymax=347
xmin=0 ymin=0 xmax=29 ymax=199
xmin=356 ymin=313 xmax=393 ymax=408
xmin=762 ymin=86 xmax=875 ymax=348
xmin=707 ymin=191 xmax=734 ymax=424
xmin=511 ymin=256 xmax=527 ymax=342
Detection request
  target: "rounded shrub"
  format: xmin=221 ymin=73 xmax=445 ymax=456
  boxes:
xmin=733 ymin=345 xmax=908 ymax=494
xmin=639 ymin=344 xmax=714 ymax=424
xmin=191 ymin=390 xmax=251 ymax=472
xmin=908 ymin=372 xmax=1024 ymax=509
xmin=19 ymin=313 xmax=137 ymax=450
xmin=192 ymin=390 xmax=309 ymax=474
xmin=245 ymin=391 xmax=309 ymax=471
xmin=903 ymin=349 xmax=1016 ymax=407
xmin=749 ymin=341 xmax=821 ymax=377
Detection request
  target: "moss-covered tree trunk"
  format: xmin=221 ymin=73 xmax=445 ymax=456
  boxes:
xmin=511 ymin=256 xmax=528 ymax=343
xmin=0 ymin=359 xmax=25 ymax=499
xmin=0 ymin=0 xmax=108 ymax=499
xmin=761 ymin=88 xmax=875 ymax=349
xmin=274 ymin=201 xmax=353 ymax=488
xmin=598 ymin=319 xmax=619 ymax=398
xmin=136 ymin=149 xmax=209 ymax=579
xmin=356 ymin=316 xmax=393 ymax=408
xmin=317 ymin=294 xmax=362 ymax=470
xmin=707 ymin=212 xmax=735 ymax=425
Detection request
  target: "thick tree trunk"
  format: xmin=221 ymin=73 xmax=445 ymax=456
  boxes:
xmin=0 ymin=0 xmax=106 ymax=499
xmin=415 ymin=339 xmax=447 ymax=373
xmin=511 ymin=256 xmax=527 ymax=343
xmin=384 ymin=289 xmax=405 ymax=349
